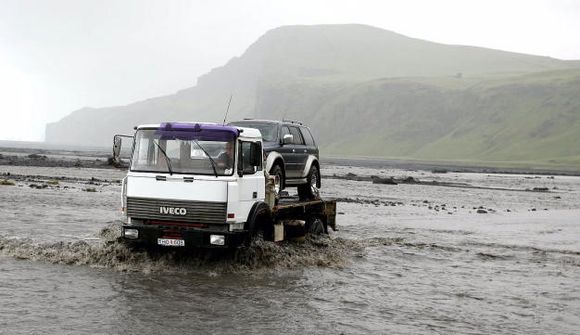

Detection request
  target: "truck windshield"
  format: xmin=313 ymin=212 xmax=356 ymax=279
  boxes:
xmin=130 ymin=129 xmax=235 ymax=176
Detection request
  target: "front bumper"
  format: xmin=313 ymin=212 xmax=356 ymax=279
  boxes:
xmin=122 ymin=224 xmax=248 ymax=248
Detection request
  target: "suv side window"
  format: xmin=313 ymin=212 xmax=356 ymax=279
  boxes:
xmin=300 ymin=127 xmax=316 ymax=146
xmin=289 ymin=126 xmax=304 ymax=145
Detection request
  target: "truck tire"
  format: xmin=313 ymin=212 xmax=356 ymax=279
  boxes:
xmin=298 ymin=165 xmax=320 ymax=200
xmin=270 ymin=164 xmax=284 ymax=197
xmin=244 ymin=203 xmax=273 ymax=246
xmin=122 ymin=239 xmax=144 ymax=251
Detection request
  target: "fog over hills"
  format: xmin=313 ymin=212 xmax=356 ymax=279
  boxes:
xmin=46 ymin=24 xmax=580 ymax=167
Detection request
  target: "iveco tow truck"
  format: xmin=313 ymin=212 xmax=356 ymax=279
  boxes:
xmin=112 ymin=122 xmax=336 ymax=248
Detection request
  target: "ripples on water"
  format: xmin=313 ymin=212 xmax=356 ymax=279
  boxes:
xmin=1 ymin=164 xmax=579 ymax=334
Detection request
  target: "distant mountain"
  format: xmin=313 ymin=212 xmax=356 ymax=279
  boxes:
xmin=46 ymin=24 xmax=580 ymax=168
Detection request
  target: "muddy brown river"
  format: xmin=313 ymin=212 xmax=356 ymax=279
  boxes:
xmin=1 ymin=158 xmax=579 ymax=334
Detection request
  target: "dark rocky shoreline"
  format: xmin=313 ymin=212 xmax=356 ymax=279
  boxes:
xmin=2 ymin=144 xmax=578 ymax=177
xmin=0 ymin=153 xmax=117 ymax=169
xmin=323 ymin=157 xmax=580 ymax=177
xmin=0 ymin=146 xmax=128 ymax=169
xmin=325 ymin=172 xmax=556 ymax=193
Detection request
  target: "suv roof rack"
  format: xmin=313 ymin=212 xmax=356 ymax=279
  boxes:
xmin=282 ymin=119 xmax=303 ymax=125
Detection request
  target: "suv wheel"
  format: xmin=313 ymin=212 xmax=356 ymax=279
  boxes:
xmin=298 ymin=165 xmax=320 ymax=200
xmin=270 ymin=164 xmax=284 ymax=197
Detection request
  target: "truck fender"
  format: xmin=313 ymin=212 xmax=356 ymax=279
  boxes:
xmin=244 ymin=201 xmax=273 ymax=235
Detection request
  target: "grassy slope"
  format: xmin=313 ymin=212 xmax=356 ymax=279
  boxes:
xmin=319 ymin=69 xmax=580 ymax=167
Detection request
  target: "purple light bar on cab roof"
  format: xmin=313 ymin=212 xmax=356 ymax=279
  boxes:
xmin=154 ymin=122 xmax=239 ymax=142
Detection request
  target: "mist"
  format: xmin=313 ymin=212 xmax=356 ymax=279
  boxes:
xmin=1 ymin=0 xmax=579 ymax=143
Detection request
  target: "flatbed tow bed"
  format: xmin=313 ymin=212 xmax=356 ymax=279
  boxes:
xmin=273 ymin=197 xmax=337 ymax=231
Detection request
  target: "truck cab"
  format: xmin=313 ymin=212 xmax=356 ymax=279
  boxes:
xmin=120 ymin=122 xmax=266 ymax=247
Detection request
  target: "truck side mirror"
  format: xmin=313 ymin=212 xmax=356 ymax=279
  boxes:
xmin=111 ymin=134 xmax=133 ymax=167
xmin=282 ymin=134 xmax=293 ymax=145
xmin=113 ymin=136 xmax=122 ymax=160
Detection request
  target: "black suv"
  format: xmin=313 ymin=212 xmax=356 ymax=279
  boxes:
xmin=229 ymin=119 xmax=320 ymax=199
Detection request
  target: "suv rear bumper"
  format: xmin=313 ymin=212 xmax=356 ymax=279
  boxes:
xmin=122 ymin=224 xmax=247 ymax=248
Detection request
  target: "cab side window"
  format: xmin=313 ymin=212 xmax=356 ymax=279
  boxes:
xmin=239 ymin=141 xmax=263 ymax=174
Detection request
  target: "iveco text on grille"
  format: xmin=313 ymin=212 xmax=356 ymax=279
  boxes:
xmin=160 ymin=207 xmax=187 ymax=215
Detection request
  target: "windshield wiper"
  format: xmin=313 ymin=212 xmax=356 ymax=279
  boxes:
xmin=152 ymin=140 xmax=173 ymax=175
xmin=192 ymin=139 xmax=218 ymax=178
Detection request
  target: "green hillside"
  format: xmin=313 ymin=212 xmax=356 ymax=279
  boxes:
xmin=316 ymin=69 xmax=580 ymax=167
xmin=46 ymin=24 xmax=580 ymax=169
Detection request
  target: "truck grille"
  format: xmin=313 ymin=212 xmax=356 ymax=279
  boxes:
xmin=126 ymin=197 xmax=227 ymax=225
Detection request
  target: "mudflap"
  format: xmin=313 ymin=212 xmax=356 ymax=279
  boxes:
xmin=323 ymin=200 xmax=337 ymax=231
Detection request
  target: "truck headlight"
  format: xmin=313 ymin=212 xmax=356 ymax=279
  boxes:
xmin=124 ymin=228 xmax=139 ymax=239
xmin=210 ymin=234 xmax=225 ymax=246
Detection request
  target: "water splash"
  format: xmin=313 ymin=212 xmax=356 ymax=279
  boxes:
xmin=0 ymin=224 xmax=372 ymax=273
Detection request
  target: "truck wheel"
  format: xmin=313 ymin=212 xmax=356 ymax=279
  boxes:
xmin=270 ymin=164 xmax=284 ymax=197
xmin=244 ymin=204 xmax=273 ymax=246
xmin=122 ymin=239 xmax=145 ymax=251
xmin=298 ymin=165 xmax=320 ymax=200
xmin=305 ymin=217 xmax=325 ymax=236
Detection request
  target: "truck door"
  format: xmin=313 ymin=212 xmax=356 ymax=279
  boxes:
xmin=236 ymin=141 xmax=265 ymax=222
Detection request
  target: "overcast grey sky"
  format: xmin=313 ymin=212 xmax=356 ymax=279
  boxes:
xmin=1 ymin=0 xmax=579 ymax=141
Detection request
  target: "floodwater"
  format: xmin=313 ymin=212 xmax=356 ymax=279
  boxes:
xmin=1 ymin=161 xmax=580 ymax=334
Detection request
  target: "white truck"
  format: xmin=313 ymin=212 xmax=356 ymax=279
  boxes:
xmin=112 ymin=122 xmax=336 ymax=248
